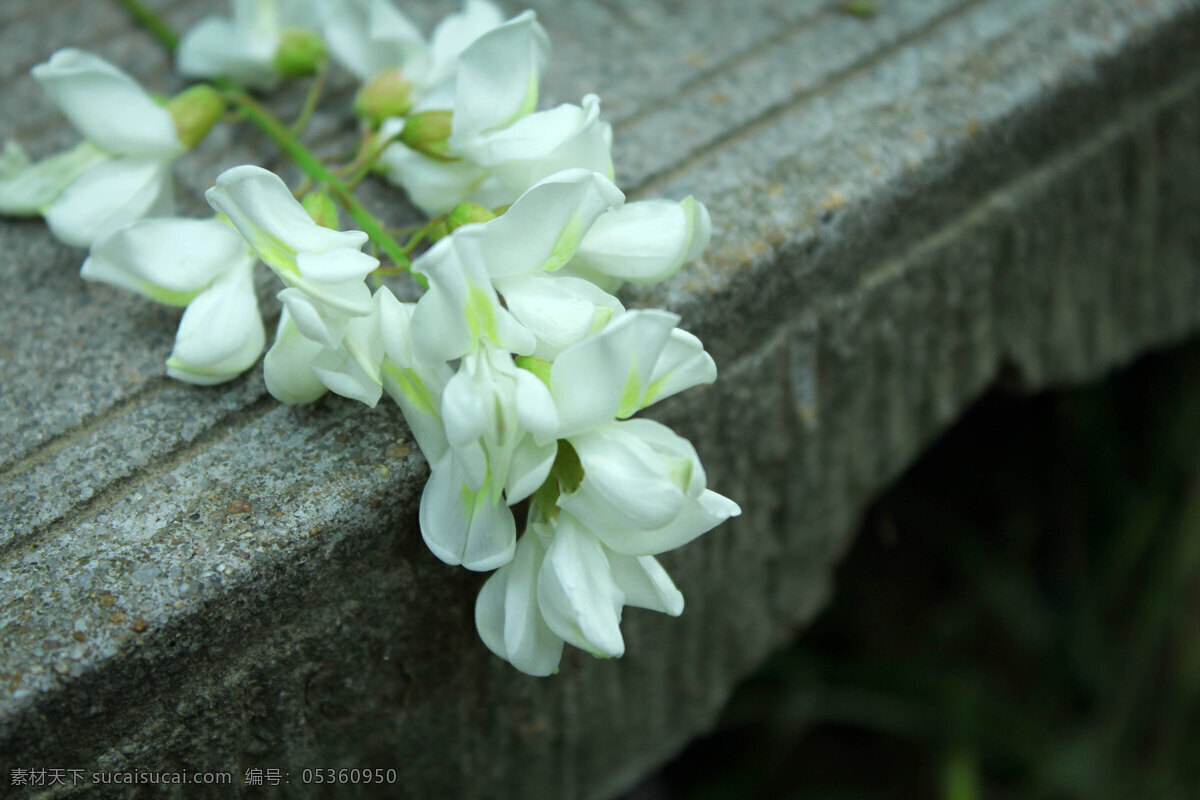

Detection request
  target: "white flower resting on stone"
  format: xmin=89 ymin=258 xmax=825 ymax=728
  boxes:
xmin=80 ymin=217 xmax=265 ymax=384
xmin=320 ymin=0 xmax=521 ymax=116
xmin=0 ymin=50 xmax=185 ymax=248
xmin=381 ymin=93 xmax=611 ymax=217
xmin=445 ymin=168 xmax=711 ymax=358
xmin=473 ymin=310 xmax=740 ymax=674
xmin=177 ymin=0 xmax=324 ymax=89
xmin=205 ymin=165 xmax=385 ymax=406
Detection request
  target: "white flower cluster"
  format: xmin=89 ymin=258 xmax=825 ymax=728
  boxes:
xmin=0 ymin=0 xmax=739 ymax=676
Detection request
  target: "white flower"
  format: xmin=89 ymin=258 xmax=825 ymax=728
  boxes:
xmin=0 ymin=50 xmax=184 ymax=247
xmin=382 ymin=94 xmax=611 ymax=217
xmin=400 ymin=232 xmax=558 ymax=570
xmin=444 ymin=168 xmax=712 ymax=358
xmin=475 ymin=507 xmax=688 ymax=675
xmin=81 ymin=217 xmax=265 ymax=384
xmin=205 ymin=165 xmax=384 ymax=405
xmin=177 ymin=0 xmax=322 ymax=90
xmin=321 ymin=0 xmax=511 ymax=95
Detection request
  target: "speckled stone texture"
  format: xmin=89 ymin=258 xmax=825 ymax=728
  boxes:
xmin=2 ymin=0 xmax=1200 ymax=797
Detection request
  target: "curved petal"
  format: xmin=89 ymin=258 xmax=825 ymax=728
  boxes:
xmin=296 ymin=247 xmax=379 ymax=284
xmin=32 ymin=49 xmax=181 ymax=157
xmin=263 ymin=310 xmax=328 ymax=404
xmin=382 ymin=359 xmax=449 ymax=463
xmin=206 ymin=165 xmax=368 ymax=271
xmin=505 ymin=434 xmax=556 ymax=504
xmin=607 ymin=551 xmax=684 ymax=616
xmin=425 ymin=0 xmax=506 ymax=88
xmin=561 ymin=484 xmax=740 ymax=556
xmin=571 ymin=196 xmax=710 ymax=285
xmin=497 ymin=273 xmax=622 ymax=361
xmin=475 ymin=528 xmax=563 ymax=676
xmin=419 ymin=451 xmax=516 ymax=571
xmin=0 ymin=141 xmax=107 ymax=215
xmin=320 ymin=0 xmax=425 ymax=80
xmin=176 ymin=15 xmax=280 ymax=89
xmin=45 ymin=157 xmax=175 ymax=248
xmin=82 ymin=217 xmax=249 ymax=306
xmin=548 ymin=309 xmax=678 ymax=436
xmin=475 ymin=168 xmax=623 ymax=279
xmin=537 ymin=513 xmax=625 ymax=658
xmin=378 ymin=141 xmax=489 ymax=217
xmin=450 ymin=10 xmax=548 ymax=138
xmin=166 ymin=263 xmax=265 ymax=385
xmin=642 ymin=328 xmax=717 ymax=408
xmin=278 ymin=287 xmax=343 ymax=347
xmin=470 ymin=95 xmax=613 ymax=197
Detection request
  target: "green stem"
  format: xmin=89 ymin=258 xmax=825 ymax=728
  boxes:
xmin=223 ymin=88 xmax=411 ymax=272
xmin=112 ymin=0 xmax=179 ymax=52
xmin=291 ymin=66 xmax=327 ymax=137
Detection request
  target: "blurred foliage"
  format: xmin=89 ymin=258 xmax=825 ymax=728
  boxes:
xmin=635 ymin=341 xmax=1200 ymax=800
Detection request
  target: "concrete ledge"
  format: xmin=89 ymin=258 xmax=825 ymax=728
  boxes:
xmin=3 ymin=1 xmax=1200 ymax=797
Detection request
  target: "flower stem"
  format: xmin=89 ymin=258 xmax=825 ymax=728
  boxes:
xmin=291 ymin=66 xmax=327 ymax=137
xmin=223 ymin=88 xmax=411 ymax=272
xmin=112 ymin=0 xmax=179 ymax=52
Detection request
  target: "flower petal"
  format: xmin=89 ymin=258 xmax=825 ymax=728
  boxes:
xmin=45 ymin=157 xmax=175 ymax=247
xmin=561 ymin=484 xmax=740 ymax=556
xmin=537 ymin=513 xmax=625 ymax=658
xmin=82 ymin=217 xmax=250 ymax=306
xmin=642 ymin=327 xmax=718 ymax=408
xmin=263 ymin=310 xmax=328 ymax=405
xmin=296 ymin=247 xmax=379 ymax=285
xmin=0 ymin=141 xmax=107 ymax=215
xmin=450 ymin=10 xmax=548 ymax=139
xmin=475 ymin=168 xmax=623 ymax=279
xmin=206 ymin=165 xmax=368 ymax=272
xmin=419 ymin=451 xmax=516 ymax=571
xmin=32 ymin=49 xmax=181 ymax=156
xmin=571 ymin=196 xmax=710 ymax=285
xmin=505 ymin=434 xmax=556 ymax=504
xmin=166 ymin=262 xmax=265 ymax=385
xmin=319 ymin=0 xmax=425 ymax=81
xmin=378 ymin=141 xmax=489 ymax=217
xmin=548 ymin=309 xmax=678 ymax=436
xmin=475 ymin=527 xmax=563 ymax=676
xmin=497 ymin=273 xmax=623 ymax=361
xmin=425 ymin=0 xmax=507 ymax=88
xmin=176 ymin=15 xmax=280 ymax=89
xmin=607 ymin=551 xmax=684 ymax=616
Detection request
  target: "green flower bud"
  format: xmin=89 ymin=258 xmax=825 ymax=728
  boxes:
xmin=164 ymin=85 xmax=224 ymax=149
xmin=354 ymin=68 xmax=414 ymax=126
xmin=445 ymin=202 xmax=496 ymax=233
xmin=301 ymin=190 xmax=339 ymax=229
xmin=399 ymin=110 xmax=456 ymax=161
xmin=424 ymin=218 xmax=450 ymax=243
xmin=273 ymin=29 xmax=326 ymax=78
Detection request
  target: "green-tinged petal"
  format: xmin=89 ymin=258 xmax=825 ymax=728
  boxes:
xmin=450 ymin=10 xmax=548 ymax=139
xmin=206 ymin=165 xmax=368 ymax=273
xmin=475 ymin=529 xmax=563 ymax=676
xmin=548 ymin=309 xmax=677 ymax=437
xmin=45 ymin=157 xmax=175 ymax=248
xmin=537 ymin=513 xmax=625 ymax=658
xmin=263 ymin=310 xmax=328 ymax=404
xmin=497 ymin=273 xmax=623 ymax=361
xmin=568 ymin=419 xmax=692 ymax=532
xmin=0 ymin=141 xmax=106 ymax=216
xmin=82 ymin=217 xmax=250 ymax=306
xmin=166 ymin=262 xmax=265 ymax=385
xmin=571 ymin=196 xmax=710 ymax=285
xmin=642 ymin=328 xmax=718 ymax=408
xmin=505 ymin=434 xmax=557 ymax=504
xmin=472 ymin=168 xmax=622 ymax=279
xmin=419 ymin=451 xmax=516 ymax=571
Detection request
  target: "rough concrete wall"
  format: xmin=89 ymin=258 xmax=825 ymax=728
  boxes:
xmin=2 ymin=0 xmax=1200 ymax=798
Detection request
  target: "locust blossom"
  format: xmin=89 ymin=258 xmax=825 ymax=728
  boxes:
xmin=446 ymin=168 xmax=712 ymax=358
xmin=177 ymin=0 xmax=326 ymax=90
xmin=0 ymin=50 xmax=221 ymax=247
xmin=205 ymin=165 xmax=384 ymax=406
xmin=475 ymin=310 xmax=740 ymax=674
xmin=399 ymin=230 xmax=560 ymax=570
xmin=80 ymin=217 xmax=265 ymax=384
